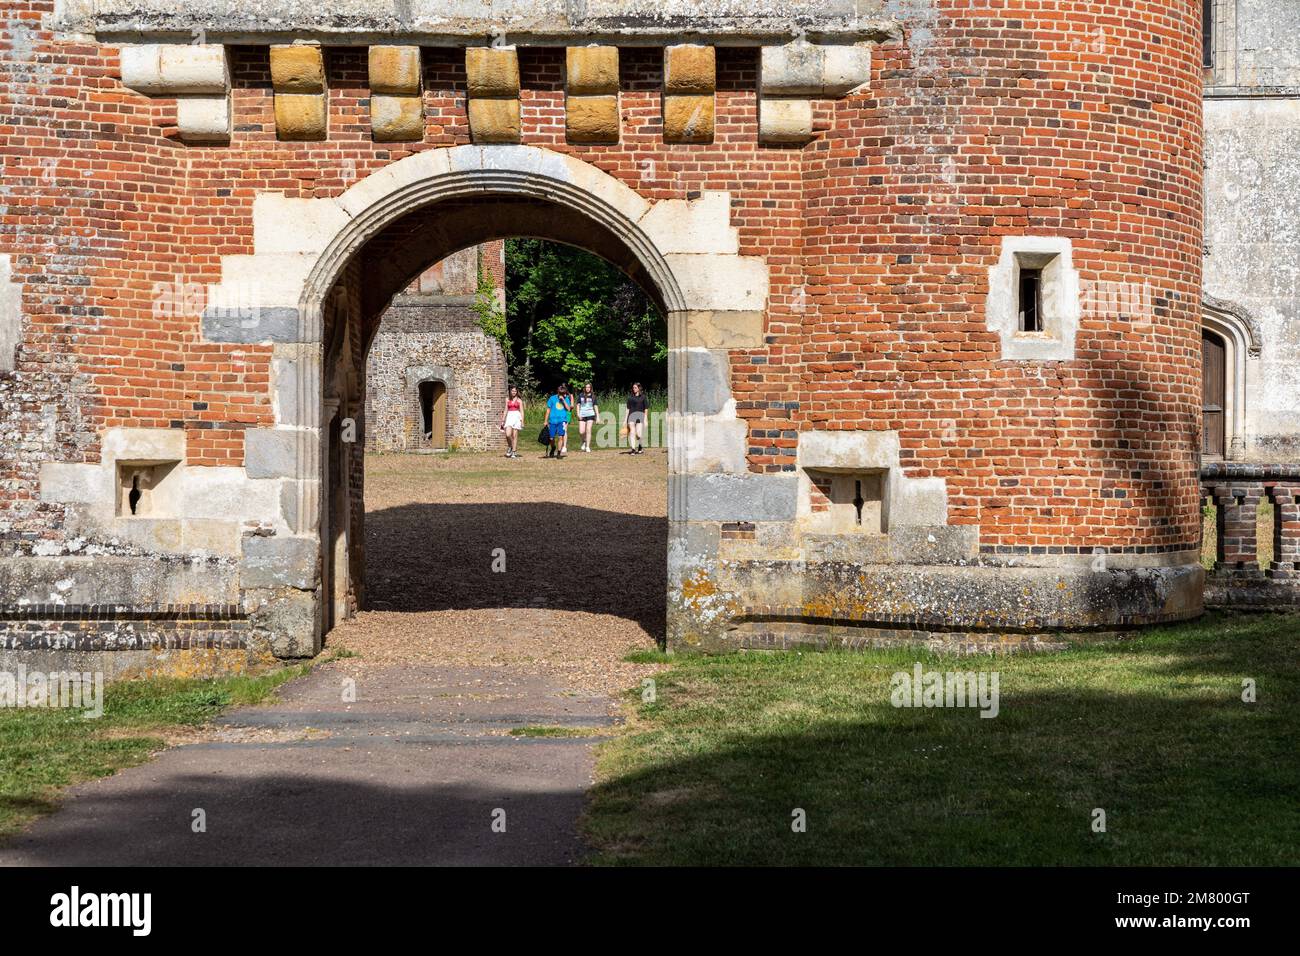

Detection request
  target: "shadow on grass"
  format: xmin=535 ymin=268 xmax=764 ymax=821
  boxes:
xmin=584 ymin=613 xmax=1300 ymax=866
xmin=363 ymin=502 xmax=667 ymax=638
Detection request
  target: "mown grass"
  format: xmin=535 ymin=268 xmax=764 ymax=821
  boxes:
xmin=522 ymin=389 xmax=668 ymax=446
xmin=585 ymin=612 xmax=1299 ymax=866
xmin=0 ymin=665 xmax=309 ymax=841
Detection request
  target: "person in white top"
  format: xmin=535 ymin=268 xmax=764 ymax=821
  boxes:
xmin=575 ymin=382 xmax=599 ymax=452
xmin=499 ymin=385 xmax=525 ymax=459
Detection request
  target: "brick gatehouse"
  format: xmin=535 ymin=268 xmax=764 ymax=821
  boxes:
xmin=0 ymin=2 xmax=1213 ymax=672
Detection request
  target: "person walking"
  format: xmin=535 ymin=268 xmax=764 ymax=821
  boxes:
xmin=546 ymin=384 xmax=573 ymax=458
xmin=624 ymin=382 xmax=649 ymax=455
xmin=500 ymin=385 xmax=524 ymax=458
xmin=575 ymin=382 xmax=599 ymax=452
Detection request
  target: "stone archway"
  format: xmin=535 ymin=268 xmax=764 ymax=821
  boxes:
xmin=198 ymin=144 xmax=769 ymax=653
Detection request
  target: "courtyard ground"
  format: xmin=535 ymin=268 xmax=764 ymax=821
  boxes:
xmin=335 ymin=446 xmax=667 ymax=693
xmin=2 ymin=450 xmax=1296 ymax=865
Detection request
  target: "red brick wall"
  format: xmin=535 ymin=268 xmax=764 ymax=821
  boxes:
xmin=0 ymin=1 xmax=1204 ymax=557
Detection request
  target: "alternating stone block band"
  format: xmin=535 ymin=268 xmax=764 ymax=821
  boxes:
xmin=757 ymin=41 xmax=872 ymax=145
xmin=118 ymin=44 xmax=232 ymax=144
xmin=566 ymin=45 xmax=619 ymax=144
xmin=368 ymin=46 xmax=423 ymax=142
xmin=270 ymin=44 xmax=326 ymax=141
xmin=465 ymin=47 xmax=521 ymax=144
xmin=663 ymin=44 xmax=715 ymax=144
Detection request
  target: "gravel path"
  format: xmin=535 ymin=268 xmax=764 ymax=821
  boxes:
xmin=336 ymin=446 xmax=667 ymax=696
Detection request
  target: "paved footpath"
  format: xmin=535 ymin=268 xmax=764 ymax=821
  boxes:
xmin=0 ymin=663 xmax=616 ymax=866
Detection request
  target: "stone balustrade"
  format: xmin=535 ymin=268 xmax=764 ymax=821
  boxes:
xmin=1201 ymin=462 xmax=1300 ymax=609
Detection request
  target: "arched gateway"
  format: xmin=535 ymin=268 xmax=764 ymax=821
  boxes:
xmin=0 ymin=2 xmax=1207 ymax=674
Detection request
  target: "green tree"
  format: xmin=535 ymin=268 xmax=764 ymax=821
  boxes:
xmin=471 ymin=256 xmax=511 ymax=366
xmin=505 ymin=239 xmax=665 ymax=394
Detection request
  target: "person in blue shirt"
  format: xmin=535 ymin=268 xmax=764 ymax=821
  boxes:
xmin=545 ymin=384 xmax=574 ymax=459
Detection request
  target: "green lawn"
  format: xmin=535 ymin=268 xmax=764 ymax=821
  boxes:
xmin=585 ymin=612 xmax=1300 ymax=866
xmin=0 ymin=665 xmax=308 ymax=841
xmin=522 ymin=389 xmax=668 ymax=445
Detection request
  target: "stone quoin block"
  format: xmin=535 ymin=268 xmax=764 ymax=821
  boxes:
xmin=368 ymin=45 xmax=421 ymax=95
xmin=465 ymin=47 xmax=520 ymax=98
xmin=566 ymin=94 xmax=619 ymax=144
xmin=760 ymin=42 xmax=872 ymax=97
xmin=119 ymin=44 xmax=229 ymax=95
xmin=565 ymin=45 xmax=619 ymax=95
xmin=758 ymin=98 xmax=813 ymax=144
xmin=273 ymin=92 xmax=328 ymax=141
xmin=465 ymin=47 xmax=520 ymax=144
xmin=663 ymin=94 xmax=714 ymax=144
xmin=0 ymin=254 xmax=21 ymax=372
xmin=371 ymin=94 xmax=423 ymax=142
xmin=467 ymin=98 xmax=521 ymax=144
xmin=270 ymin=45 xmax=326 ymax=141
xmin=177 ymin=96 xmax=231 ymax=143
xmin=269 ymin=44 xmax=325 ymax=94
xmin=664 ymin=44 xmax=716 ymax=95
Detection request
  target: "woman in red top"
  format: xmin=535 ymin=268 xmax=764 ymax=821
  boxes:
xmin=500 ymin=385 xmax=525 ymax=459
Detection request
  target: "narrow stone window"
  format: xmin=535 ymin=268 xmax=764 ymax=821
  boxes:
xmin=987 ymin=237 xmax=1079 ymax=359
xmin=1018 ymin=268 xmax=1043 ymax=333
xmin=1203 ymin=0 xmax=1214 ymax=69
xmin=116 ymin=461 xmax=178 ymax=517
xmin=805 ymin=469 xmax=884 ymax=534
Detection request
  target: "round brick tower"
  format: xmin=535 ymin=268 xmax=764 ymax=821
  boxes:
xmin=713 ymin=0 xmax=1205 ymax=647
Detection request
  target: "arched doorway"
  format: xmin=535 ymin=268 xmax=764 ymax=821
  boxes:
xmin=298 ymin=151 xmax=691 ymax=645
xmin=1202 ymin=328 xmax=1226 ymax=459
xmin=204 ymin=144 xmax=767 ymax=654
xmin=417 ymin=379 xmax=447 ymax=449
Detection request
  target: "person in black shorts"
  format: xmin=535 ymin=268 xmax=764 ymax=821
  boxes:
xmin=624 ymin=382 xmax=649 ymax=455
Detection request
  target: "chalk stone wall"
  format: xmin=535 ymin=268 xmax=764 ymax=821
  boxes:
xmin=1204 ymin=0 xmax=1300 ymax=461
xmin=364 ymin=244 xmax=508 ymax=452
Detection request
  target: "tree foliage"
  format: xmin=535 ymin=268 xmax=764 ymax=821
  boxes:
xmin=504 ymin=239 xmax=666 ymax=394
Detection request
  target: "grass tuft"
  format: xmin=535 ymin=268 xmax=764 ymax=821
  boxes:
xmin=0 ymin=664 xmax=310 ymax=841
